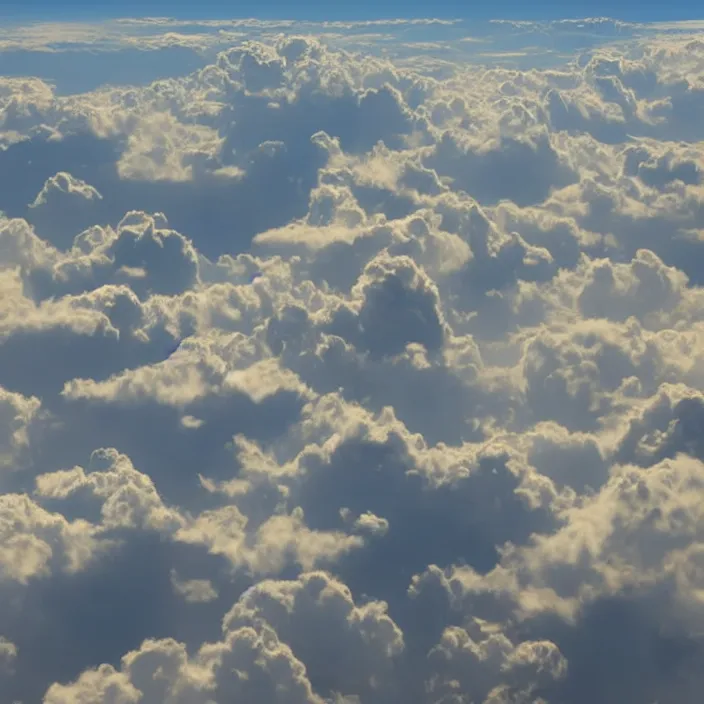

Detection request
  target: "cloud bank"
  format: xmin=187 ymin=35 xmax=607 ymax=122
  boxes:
xmin=1 ymin=15 xmax=704 ymax=704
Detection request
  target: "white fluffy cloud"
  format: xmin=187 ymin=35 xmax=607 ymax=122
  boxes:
xmin=1 ymin=14 xmax=704 ymax=704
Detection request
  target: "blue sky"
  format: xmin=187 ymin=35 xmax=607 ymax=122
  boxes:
xmin=1 ymin=0 xmax=702 ymax=22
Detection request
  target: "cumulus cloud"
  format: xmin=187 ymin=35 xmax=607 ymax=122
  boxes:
xmin=0 ymin=385 xmax=40 ymax=478
xmin=44 ymin=571 xmax=403 ymax=704
xmin=27 ymin=171 xmax=104 ymax=250
xmin=1 ymin=14 xmax=704 ymax=704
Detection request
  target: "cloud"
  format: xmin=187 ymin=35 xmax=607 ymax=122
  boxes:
xmin=35 ymin=448 xmax=184 ymax=533
xmin=345 ymin=251 xmax=447 ymax=358
xmin=0 ymin=385 xmax=41 ymax=479
xmin=1 ymin=14 xmax=704 ymax=704
xmin=210 ymin=393 xmax=558 ymax=613
xmin=0 ymin=492 xmax=99 ymax=585
xmin=170 ymin=570 xmax=219 ymax=603
xmin=426 ymin=129 xmax=575 ymax=206
xmin=410 ymin=452 xmax=704 ymax=702
xmin=222 ymin=571 xmax=404 ymax=699
xmin=44 ymin=571 xmax=404 ymax=704
xmin=27 ymin=171 xmax=103 ymax=250
xmin=0 ymin=275 xmax=176 ymax=399
xmin=426 ymin=625 xmax=567 ymax=703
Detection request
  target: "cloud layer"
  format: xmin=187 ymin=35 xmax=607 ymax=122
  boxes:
xmin=1 ymin=15 xmax=704 ymax=704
